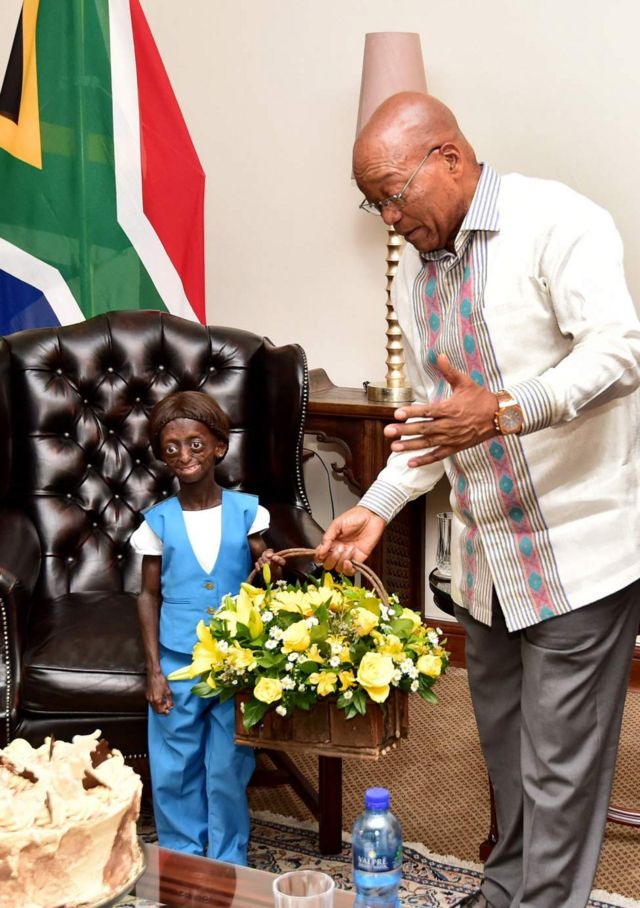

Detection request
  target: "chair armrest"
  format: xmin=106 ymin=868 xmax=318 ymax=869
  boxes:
xmin=0 ymin=509 xmax=41 ymax=746
xmin=0 ymin=508 xmax=41 ymax=598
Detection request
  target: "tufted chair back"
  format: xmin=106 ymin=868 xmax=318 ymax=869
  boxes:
xmin=0 ymin=310 xmax=321 ymax=754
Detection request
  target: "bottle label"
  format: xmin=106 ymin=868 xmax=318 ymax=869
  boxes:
xmin=353 ymin=844 xmax=402 ymax=872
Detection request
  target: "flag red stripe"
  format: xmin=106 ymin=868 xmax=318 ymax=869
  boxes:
xmin=129 ymin=0 xmax=206 ymax=323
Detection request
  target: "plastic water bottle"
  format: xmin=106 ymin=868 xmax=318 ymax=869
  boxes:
xmin=352 ymin=787 xmax=402 ymax=908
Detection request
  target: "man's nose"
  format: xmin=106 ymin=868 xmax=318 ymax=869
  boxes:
xmin=177 ymin=445 xmax=191 ymax=462
xmin=381 ymin=205 xmax=402 ymax=227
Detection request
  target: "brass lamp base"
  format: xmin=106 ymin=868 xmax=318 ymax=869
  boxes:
xmin=366 ymin=380 xmax=414 ymax=403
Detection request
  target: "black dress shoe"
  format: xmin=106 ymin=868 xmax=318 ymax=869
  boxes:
xmin=454 ymin=891 xmax=491 ymax=907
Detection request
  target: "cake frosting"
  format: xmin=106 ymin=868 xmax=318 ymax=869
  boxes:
xmin=0 ymin=730 xmax=143 ymax=908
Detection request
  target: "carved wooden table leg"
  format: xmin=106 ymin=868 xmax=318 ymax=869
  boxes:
xmin=318 ymin=755 xmax=343 ymax=854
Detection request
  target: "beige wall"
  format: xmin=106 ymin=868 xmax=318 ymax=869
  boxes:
xmin=2 ymin=1 xmax=639 ymax=615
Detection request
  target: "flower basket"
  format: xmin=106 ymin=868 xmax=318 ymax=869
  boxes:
xmin=168 ymin=547 xmax=448 ymax=761
xmin=234 ymin=686 xmax=409 ymax=760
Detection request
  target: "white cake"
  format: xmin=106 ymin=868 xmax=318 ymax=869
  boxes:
xmin=0 ymin=731 xmax=143 ymax=908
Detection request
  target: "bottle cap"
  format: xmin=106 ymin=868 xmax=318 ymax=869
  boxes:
xmin=365 ymin=787 xmax=390 ymax=810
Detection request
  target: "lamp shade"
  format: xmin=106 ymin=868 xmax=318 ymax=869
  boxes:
xmin=356 ymin=32 xmax=427 ymax=136
xmin=355 ymin=32 xmax=427 ymax=137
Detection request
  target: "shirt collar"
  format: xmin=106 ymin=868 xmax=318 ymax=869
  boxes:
xmin=460 ymin=163 xmax=501 ymax=232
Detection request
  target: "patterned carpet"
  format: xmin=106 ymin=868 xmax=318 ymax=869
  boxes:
xmin=121 ymin=806 xmax=639 ymax=908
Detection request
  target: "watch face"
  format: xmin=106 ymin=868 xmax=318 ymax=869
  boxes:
xmin=499 ymin=406 xmax=524 ymax=434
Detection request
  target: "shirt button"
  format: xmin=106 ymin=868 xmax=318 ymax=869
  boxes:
xmin=204 ymin=582 xmax=214 ymax=589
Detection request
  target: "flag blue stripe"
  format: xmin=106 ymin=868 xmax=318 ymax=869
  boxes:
xmin=0 ymin=270 xmax=61 ymax=334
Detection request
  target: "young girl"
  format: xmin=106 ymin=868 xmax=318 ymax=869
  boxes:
xmin=131 ymin=390 xmax=283 ymax=863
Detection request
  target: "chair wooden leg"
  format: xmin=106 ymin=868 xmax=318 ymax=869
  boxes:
xmin=318 ymin=755 xmax=343 ymax=855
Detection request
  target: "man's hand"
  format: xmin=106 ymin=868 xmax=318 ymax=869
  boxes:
xmin=146 ymin=670 xmax=174 ymax=715
xmin=315 ymin=506 xmax=386 ymax=574
xmin=385 ymin=354 xmax=499 ymax=466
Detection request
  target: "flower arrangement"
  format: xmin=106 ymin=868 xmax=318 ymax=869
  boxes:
xmin=169 ymin=566 xmax=449 ymax=731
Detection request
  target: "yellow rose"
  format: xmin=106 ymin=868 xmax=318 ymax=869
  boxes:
xmin=281 ymin=620 xmax=311 ymax=653
xmin=416 ymin=654 xmax=442 ymax=678
xmin=401 ymin=608 xmax=422 ymax=628
xmin=253 ymin=677 xmax=283 ymax=703
xmin=351 ymin=607 xmax=379 ymax=637
xmin=339 ymin=670 xmax=356 ymax=691
xmin=308 ymin=671 xmax=338 ymax=696
xmin=376 ymin=634 xmax=405 ymax=663
xmin=356 ymin=652 xmax=395 ymax=703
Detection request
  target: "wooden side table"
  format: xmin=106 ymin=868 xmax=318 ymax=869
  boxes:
xmin=305 ymin=369 xmax=426 ymax=616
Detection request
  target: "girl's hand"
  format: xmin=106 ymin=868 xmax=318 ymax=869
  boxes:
xmin=146 ymin=670 xmax=174 ymax=714
xmin=254 ymin=548 xmax=286 ymax=578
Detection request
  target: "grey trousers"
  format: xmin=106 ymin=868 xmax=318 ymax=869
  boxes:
xmin=455 ymin=578 xmax=640 ymax=908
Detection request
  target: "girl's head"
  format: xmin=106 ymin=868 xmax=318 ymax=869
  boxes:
xmin=148 ymin=391 xmax=230 ymax=465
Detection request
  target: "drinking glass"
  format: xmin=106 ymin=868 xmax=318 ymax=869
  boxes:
xmin=273 ymin=869 xmax=335 ymax=908
xmin=435 ymin=511 xmax=452 ymax=578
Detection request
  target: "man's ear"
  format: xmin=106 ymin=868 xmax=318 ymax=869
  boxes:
xmin=440 ymin=142 xmax=461 ymax=173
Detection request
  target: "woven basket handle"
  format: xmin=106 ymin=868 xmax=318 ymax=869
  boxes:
xmin=246 ymin=547 xmax=389 ymax=607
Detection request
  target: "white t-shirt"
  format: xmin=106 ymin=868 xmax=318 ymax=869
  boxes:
xmin=130 ymin=504 xmax=270 ymax=574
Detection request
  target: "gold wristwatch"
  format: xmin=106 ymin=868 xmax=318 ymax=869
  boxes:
xmin=494 ymin=390 xmax=524 ymax=435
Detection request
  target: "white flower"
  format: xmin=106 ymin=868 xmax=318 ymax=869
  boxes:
xmin=281 ymin=676 xmax=296 ymax=690
xmin=329 ymin=656 xmax=341 ymax=668
xmin=305 ymin=616 xmax=319 ymax=628
xmin=411 ymin=680 xmax=419 ymax=692
xmin=262 ymin=610 xmax=273 ymax=622
xmin=365 ymin=590 xmax=376 ymax=598
xmin=393 ymin=669 xmax=402 ymax=682
xmin=298 ymin=684 xmax=306 ymax=692
xmin=240 ymin=702 xmax=246 ymax=713
xmin=287 ymin=652 xmax=299 ymax=663
xmin=217 ymin=640 xmax=229 ymax=652
xmin=343 ymin=690 xmax=353 ymax=700
xmin=275 ymin=705 xmax=287 ymax=717
xmin=379 ymin=605 xmax=390 ymax=620
xmin=269 ymin=627 xmax=284 ymax=640
xmin=408 ymin=666 xmax=419 ymax=680
xmin=265 ymin=639 xmax=278 ymax=650
xmin=400 ymin=658 xmax=413 ymax=673
xmin=436 ymin=627 xmax=442 ymax=635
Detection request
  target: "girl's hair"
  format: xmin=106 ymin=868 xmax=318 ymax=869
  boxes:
xmin=147 ymin=391 xmax=230 ymax=459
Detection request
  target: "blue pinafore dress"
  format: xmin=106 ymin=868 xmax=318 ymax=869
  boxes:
xmin=144 ymin=489 xmax=257 ymax=862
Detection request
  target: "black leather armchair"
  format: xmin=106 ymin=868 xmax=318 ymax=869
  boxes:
xmin=0 ymin=310 xmax=322 ymax=758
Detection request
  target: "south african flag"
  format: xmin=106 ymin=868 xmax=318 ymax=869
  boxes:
xmin=0 ymin=0 xmax=206 ymax=333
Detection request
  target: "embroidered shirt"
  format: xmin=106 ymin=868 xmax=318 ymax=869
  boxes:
xmin=360 ymin=165 xmax=640 ymax=631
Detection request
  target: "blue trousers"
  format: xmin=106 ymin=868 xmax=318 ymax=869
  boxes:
xmin=148 ymin=645 xmax=256 ymax=863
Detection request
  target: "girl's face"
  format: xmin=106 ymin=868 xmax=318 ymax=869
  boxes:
xmin=159 ymin=418 xmax=227 ymax=484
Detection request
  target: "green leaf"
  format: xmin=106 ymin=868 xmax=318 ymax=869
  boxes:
xmin=389 ymin=618 xmax=414 ymax=637
xmin=309 ymin=621 xmax=329 ymax=644
xmin=257 ymin=653 xmax=287 ymax=669
xmin=352 ymin=688 xmax=367 ymax=716
xmin=297 ymin=659 xmax=321 ymax=675
xmin=218 ymin=687 xmax=237 ymax=703
xmin=419 ymin=688 xmax=438 ymax=705
xmin=242 ymin=697 xmax=271 ymax=729
xmin=191 ymin=681 xmax=218 ymax=698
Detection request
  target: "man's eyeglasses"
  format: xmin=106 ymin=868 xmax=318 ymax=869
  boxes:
xmin=359 ymin=145 xmax=442 ymax=216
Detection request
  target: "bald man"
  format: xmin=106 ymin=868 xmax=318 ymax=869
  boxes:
xmin=317 ymin=93 xmax=640 ymax=908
